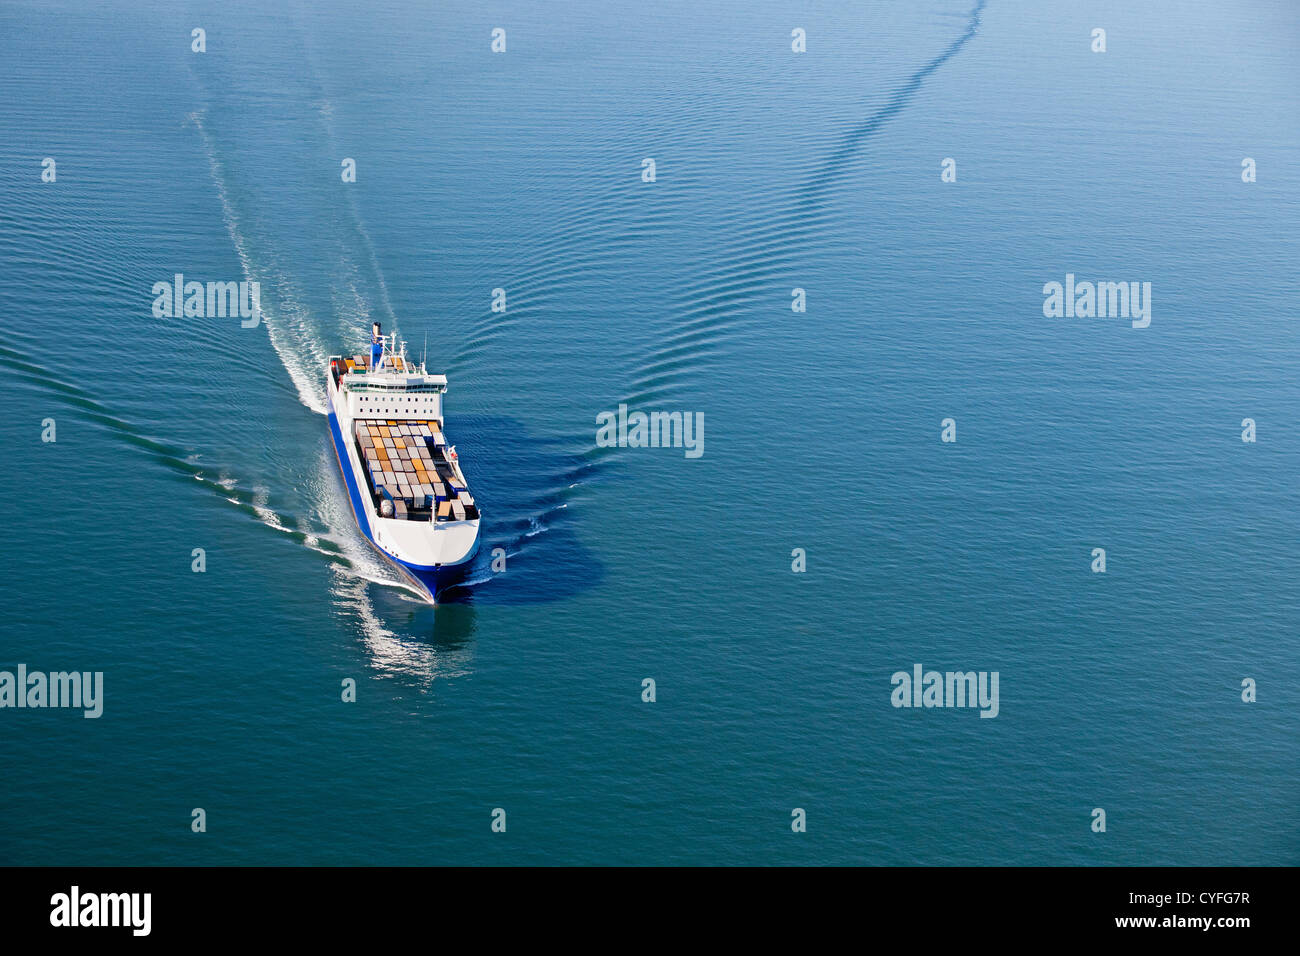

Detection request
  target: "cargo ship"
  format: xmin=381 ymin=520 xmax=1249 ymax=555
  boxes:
xmin=327 ymin=322 xmax=481 ymax=603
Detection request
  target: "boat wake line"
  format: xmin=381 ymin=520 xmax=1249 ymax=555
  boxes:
xmin=2 ymin=342 xmax=433 ymax=602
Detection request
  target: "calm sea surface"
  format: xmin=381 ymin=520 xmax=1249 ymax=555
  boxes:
xmin=0 ymin=0 xmax=1297 ymax=864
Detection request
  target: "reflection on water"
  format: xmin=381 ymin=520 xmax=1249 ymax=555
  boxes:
xmin=330 ymin=568 xmax=477 ymax=688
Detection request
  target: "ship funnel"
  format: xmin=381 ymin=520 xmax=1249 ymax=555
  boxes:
xmin=372 ymin=321 xmax=382 ymax=340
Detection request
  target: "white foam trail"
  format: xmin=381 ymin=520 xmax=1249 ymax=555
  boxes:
xmin=189 ymin=110 xmax=329 ymax=415
xmin=251 ymin=484 xmax=287 ymax=532
xmin=266 ymin=281 xmax=331 ymax=415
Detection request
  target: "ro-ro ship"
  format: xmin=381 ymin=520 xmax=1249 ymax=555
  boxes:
xmin=327 ymin=322 xmax=480 ymax=602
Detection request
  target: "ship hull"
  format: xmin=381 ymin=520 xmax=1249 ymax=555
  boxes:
xmin=326 ymin=386 xmax=479 ymax=604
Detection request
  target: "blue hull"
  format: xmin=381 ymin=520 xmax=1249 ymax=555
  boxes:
xmin=401 ymin=562 xmax=475 ymax=602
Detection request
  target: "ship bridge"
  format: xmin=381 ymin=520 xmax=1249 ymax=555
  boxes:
xmin=329 ymin=334 xmax=448 ymax=423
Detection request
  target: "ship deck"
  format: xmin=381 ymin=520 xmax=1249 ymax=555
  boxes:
xmin=353 ymin=419 xmax=478 ymax=522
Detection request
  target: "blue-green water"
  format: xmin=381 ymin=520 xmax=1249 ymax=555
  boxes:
xmin=1 ymin=0 xmax=1297 ymax=865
